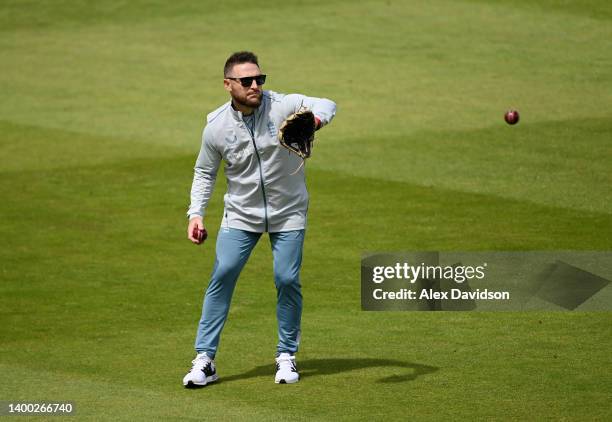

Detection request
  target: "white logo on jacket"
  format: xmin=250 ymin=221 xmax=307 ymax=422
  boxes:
xmin=226 ymin=143 xmax=255 ymax=165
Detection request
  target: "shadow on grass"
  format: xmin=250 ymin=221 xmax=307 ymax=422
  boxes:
xmin=218 ymin=358 xmax=439 ymax=384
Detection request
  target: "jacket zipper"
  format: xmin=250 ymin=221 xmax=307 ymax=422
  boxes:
xmin=247 ymin=114 xmax=269 ymax=232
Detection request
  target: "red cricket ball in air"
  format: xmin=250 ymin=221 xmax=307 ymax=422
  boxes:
xmin=504 ymin=109 xmax=520 ymax=125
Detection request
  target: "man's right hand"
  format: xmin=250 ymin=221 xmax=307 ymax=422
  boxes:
xmin=188 ymin=216 xmax=207 ymax=245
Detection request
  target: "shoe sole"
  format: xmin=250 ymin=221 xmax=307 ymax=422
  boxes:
xmin=184 ymin=374 xmax=219 ymax=388
xmin=275 ymin=377 xmax=299 ymax=384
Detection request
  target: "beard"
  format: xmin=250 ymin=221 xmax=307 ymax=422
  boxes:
xmin=232 ymin=90 xmax=263 ymax=108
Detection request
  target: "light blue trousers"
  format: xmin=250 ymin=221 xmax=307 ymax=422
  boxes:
xmin=195 ymin=228 xmax=305 ymax=358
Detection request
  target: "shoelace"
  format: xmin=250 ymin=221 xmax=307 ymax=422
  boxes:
xmin=191 ymin=355 xmax=211 ymax=371
xmin=276 ymin=355 xmax=296 ymax=372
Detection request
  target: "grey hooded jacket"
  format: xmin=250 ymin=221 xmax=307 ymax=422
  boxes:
xmin=187 ymin=90 xmax=337 ymax=233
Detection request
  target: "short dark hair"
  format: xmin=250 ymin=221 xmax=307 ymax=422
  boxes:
xmin=224 ymin=51 xmax=259 ymax=77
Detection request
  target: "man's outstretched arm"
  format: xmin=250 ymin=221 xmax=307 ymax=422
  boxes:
xmin=281 ymin=93 xmax=337 ymax=130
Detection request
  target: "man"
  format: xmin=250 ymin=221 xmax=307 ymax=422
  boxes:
xmin=183 ymin=51 xmax=336 ymax=387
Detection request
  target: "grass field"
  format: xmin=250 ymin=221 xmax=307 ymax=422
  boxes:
xmin=1 ymin=1 xmax=611 ymax=420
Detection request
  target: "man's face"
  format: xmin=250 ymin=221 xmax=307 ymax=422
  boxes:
xmin=224 ymin=62 xmax=264 ymax=109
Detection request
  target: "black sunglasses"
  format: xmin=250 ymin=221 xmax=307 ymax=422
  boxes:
xmin=226 ymin=74 xmax=267 ymax=87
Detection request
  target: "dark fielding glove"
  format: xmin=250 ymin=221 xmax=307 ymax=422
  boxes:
xmin=278 ymin=108 xmax=316 ymax=159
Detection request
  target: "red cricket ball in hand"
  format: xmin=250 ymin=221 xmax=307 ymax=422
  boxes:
xmin=192 ymin=226 xmax=208 ymax=244
xmin=504 ymin=109 xmax=520 ymax=125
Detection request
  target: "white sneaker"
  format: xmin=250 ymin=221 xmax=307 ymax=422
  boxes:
xmin=183 ymin=353 xmax=218 ymax=388
xmin=275 ymin=353 xmax=299 ymax=384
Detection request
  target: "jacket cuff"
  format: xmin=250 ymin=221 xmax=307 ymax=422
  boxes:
xmin=188 ymin=212 xmax=204 ymax=220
